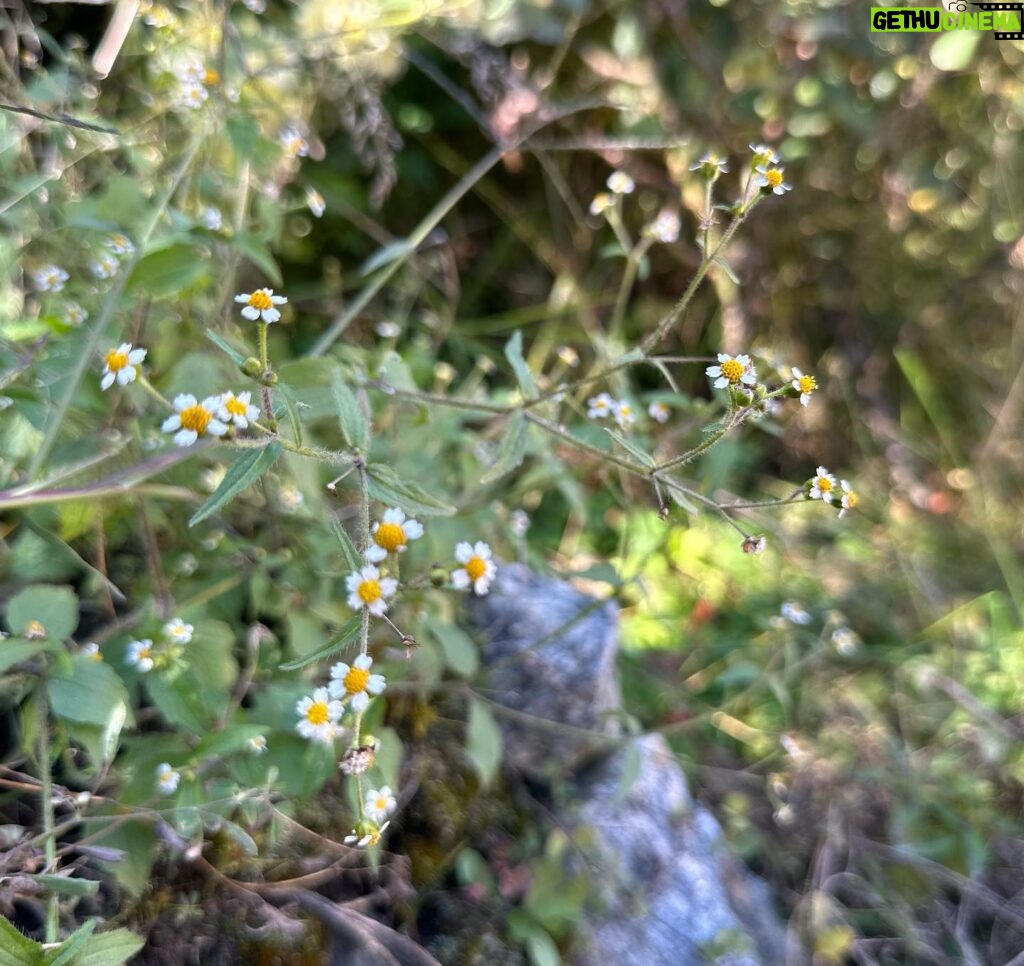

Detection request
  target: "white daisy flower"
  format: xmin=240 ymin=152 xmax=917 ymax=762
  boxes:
xmin=749 ymin=143 xmax=780 ymax=166
xmin=791 ymin=367 xmax=818 ymax=407
xmin=33 ymin=264 xmax=69 ymax=292
xmin=126 ymin=639 xmax=155 ymax=672
xmin=82 ymin=642 xmax=102 ymax=661
xmin=509 ymin=509 xmax=530 ymax=536
xmin=606 ymin=171 xmax=635 ymax=195
xmin=780 ymin=601 xmax=812 ymax=625
xmin=200 ymin=206 xmax=223 ymax=230
xmin=613 ymin=400 xmax=637 ymax=429
xmin=328 ymin=654 xmax=387 ymax=712
xmin=161 ymin=394 xmax=230 ymax=447
xmin=375 ymin=321 xmax=401 ymax=339
xmin=217 ymin=390 xmax=261 ymax=429
xmin=756 ymin=165 xmax=792 ymax=195
xmin=100 ymin=343 xmax=146 ymax=390
xmin=365 ymin=508 xmax=424 ymax=563
xmin=838 ymin=480 xmax=858 ymax=519
xmin=163 ymin=618 xmax=193 ymax=645
xmin=645 ymin=211 xmax=681 ymax=244
xmin=64 ymin=303 xmax=88 ymax=326
xmin=306 ymin=187 xmax=325 ymax=218
xmin=451 ymin=541 xmax=497 ymax=596
xmin=155 ymin=763 xmax=180 ymax=795
xmin=808 ymin=466 xmax=837 ymax=503
xmin=364 ymin=786 xmax=397 ymax=824
xmin=234 ymin=288 xmax=287 ymax=323
xmin=706 ymin=352 xmax=757 ymax=389
xmin=587 ymin=392 xmax=614 ymax=419
xmin=344 ymin=820 xmax=389 ymax=848
xmin=344 ymin=564 xmax=398 ymax=617
xmin=295 ymin=687 xmax=344 ymax=744
xmin=589 ymin=192 xmax=613 ymax=216
xmin=91 ymin=252 xmax=120 ymax=279
xmin=648 ymin=401 xmax=671 ymax=423
xmin=247 ymin=734 xmax=268 ymax=754
xmin=280 ymin=126 xmax=309 ymax=158
xmin=104 ymin=234 xmax=135 ymax=256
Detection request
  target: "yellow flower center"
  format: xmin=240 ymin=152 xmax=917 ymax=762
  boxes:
xmin=720 ymin=359 xmax=745 ymax=383
xmin=225 ymin=395 xmax=248 ymax=417
xmin=138 ymin=646 xmax=151 ymax=660
xmin=357 ymin=579 xmax=382 ymax=604
xmin=25 ymin=620 xmax=47 ymax=639
xmin=366 ymin=828 xmax=381 ymax=846
xmin=306 ymin=701 xmax=329 ymax=726
xmin=374 ymin=522 xmax=406 ymax=552
xmin=180 ymin=403 xmax=212 ymax=435
xmin=344 ymin=666 xmax=370 ymax=695
xmin=817 ymin=477 xmax=834 ymax=494
xmin=619 ymin=405 xmax=632 ymax=418
xmin=844 ymin=490 xmax=859 ymax=509
xmin=765 ymin=169 xmax=784 ymax=187
xmin=374 ymin=795 xmax=388 ymax=811
xmin=798 ymin=375 xmax=817 ymax=394
xmin=247 ymin=290 xmax=273 ymax=311
xmin=465 ymin=556 xmax=487 ymax=581
xmin=203 ymin=68 xmax=219 ymax=86
xmin=105 ymin=349 xmax=129 ymax=372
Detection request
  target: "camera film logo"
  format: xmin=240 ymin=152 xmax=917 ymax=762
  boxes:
xmin=871 ymin=1 xmax=1024 ymax=38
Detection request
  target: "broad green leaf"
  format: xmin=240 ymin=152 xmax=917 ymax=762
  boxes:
xmin=44 ymin=918 xmax=97 ymax=966
xmin=127 ymin=243 xmax=209 ymax=299
xmin=331 ymin=375 xmax=367 ymax=449
xmin=604 ymin=428 xmax=654 ymax=467
xmin=33 ymin=874 xmax=100 ymax=897
xmin=48 ymin=656 xmax=130 ymax=728
xmin=218 ymin=818 xmax=259 ymax=857
xmin=6 ymin=584 xmax=78 ymax=639
xmin=144 ymin=675 xmax=208 ymax=735
xmin=430 ymin=624 xmax=478 ymax=678
xmin=466 ymin=697 xmax=502 ymax=789
xmin=0 ymin=915 xmax=42 ymax=965
xmin=205 ymin=329 xmax=246 ymax=366
xmin=190 ymin=443 xmax=282 ymax=526
xmin=230 ymin=235 xmax=283 ymax=287
xmin=481 ymin=413 xmax=528 ymax=483
xmin=279 ymin=615 xmax=361 ymax=670
xmin=62 ymin=929 xmax=145 ymax=966
xmin=504 ymin=331 xmax=538 ymax=399
xmin=328 ymin=517 xmax=361 ymax=571
xmin=366 ymin=463 xmax=455 ymax=517
xmin=0 ymin=640 xmax=53 ymax=674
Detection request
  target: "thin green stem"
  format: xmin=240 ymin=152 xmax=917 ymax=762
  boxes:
xmin=136 ymin=375 xmax=172 ymax=410
xmin=38 ymin=697 xmax=58 ymax=943
xmin=522 ymin=411 xmax=646 ymax=475
xmin=653 ymin=426 xmax=730 ymax=474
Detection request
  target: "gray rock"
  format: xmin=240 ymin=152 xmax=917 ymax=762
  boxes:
xmin=467 ymin=564 xmax=621 ymax=776
xmin=468 ymin=565 xmax=789 ymax=966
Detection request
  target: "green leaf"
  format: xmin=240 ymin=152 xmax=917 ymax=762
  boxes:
xmin=0 ymin=640 xmax=54 ymax=674
xmin=144 ymin=675 xmax=209 ymax=735
xmin=192 ymin=725 xmax=269 ymax=760
xmin=278 ymin=615 xmax=361 ymax=670
xmin=0 ymin=915 xmax=43 ymax=965
xmin=230 ymin=235 xmax=283 ymax=287
xmin=218 ymin=818 xmax=258 ymax=857
xmin=5 ymin=585 xmax=78 ymax=639
xmin=328 ymin=517 xmax=361 ymax=571
xmin=62 ymin=929 xmax=145 ymax=966
xmin=33 ymin=874 xmax=100 ymax=898
xmin=504 ymin=331 xmax=538 ymax=400
xmin=365 ymin=463 xmax=455 ymax=517
xmin=88 ymin=821 xmax=155 ymax=897
xmin=430 ymin=624 xmax=478 ymax=678
xmin=127 ymin=243 xmax=209 ymax=299
xmin=481 ymin=413 xmax=528 ymax=483
xmin=604 ymin=428 xmax=655 ymax=467
xmin=331 ymin=375 xmax=367 ymax=449
xmin=48 ymin=656 xmax=130 ymax=729
xmin=466 ymin=697 xmax=502 ymax=789
xmin=275 ymin=384 xmax=304 ymax=446
xmin=713 ymin=255 xmax=740 ymax=285
xmin=44 ymin=918 xmax=97 ymax=966
xmin=205 ymin=329 xmax=246 ymax=366
xmin=189 ymin=443 xmax=282 ymax=526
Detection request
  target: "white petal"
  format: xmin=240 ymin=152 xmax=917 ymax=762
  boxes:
xmin=207 ymin=419 xmax=229 ymax=436
xmin=404 ymin=521 xmax=424 ymax=539
xmin=262 ymin=308 xmax=281 ymax=323
xmin=174 ymin=394 xmax=197 ymax=410
xmin=101 ymin=372 xmax=115 ymax=390
xmin=162 ymin=414 xmax=181 ymax=431
xmin=454 ymin=542 xmax=473 ymax=564
xmin=234 ymin=293 xmax=250 ymax=303
xmin=350 ymin=691 xmax=369 ymax=712
xmin=128 ymin=349 xmax=147 ymax=364
xmin=365 ymin=545 xmax=387 ymax=562
xmin=241 ymin=305 xmax=260 ymax=320
xmin=174 ymin=428 xmax=198 ymax=446
xmin=354 ymin=654 xmax=372 ymax=671
xmin=117 ymin=368 xmax=134 ymax=385
xmin=451 ymin=569 xmax=470 ymax=589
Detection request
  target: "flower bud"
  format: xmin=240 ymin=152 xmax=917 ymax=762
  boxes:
xmin=241 ymin=357 xmax=262 ymax=378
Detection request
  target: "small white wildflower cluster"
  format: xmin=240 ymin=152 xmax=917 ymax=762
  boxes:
xmin=174 ymin=55 xmax=219 ymax=111
xmin=90 ymin=233 xmax=135 ymax=280
xmin=805 ymin=466 xmax=858 ymax=519
xmin=750 ymin=143 xmax=791 ymax=196
xmin=126 ymin=617 xmax=194 ymax=674
xmin=705 ymin=352 xmax=820 ymax=413
xmin=586 ymin=392 xmax=638 ymax=429
xmin=589 ymin=169 xmax=635 ymax=217
xmin=161 ymin=390 xmax=260 ymax=446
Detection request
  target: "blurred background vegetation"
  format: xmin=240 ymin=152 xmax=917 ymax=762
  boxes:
xmin=2 ymin=0 xmax=1024 ymax=963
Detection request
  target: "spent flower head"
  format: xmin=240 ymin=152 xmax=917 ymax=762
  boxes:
xmin=366 ymin=508 xmax=424 ymax=563
xmin=235 ymin=288 xmax=287 ymax=323
xmin=452 ymin=541 xmax=497 ymax=596
xmin=295 ymin=687 xmax=343 ymax=744
xmin=162 ymin=394 xmax=230 ymax=447
xmin=345 ymin=564 xmax=398 ymax=616
xmin=329 ymin=654 xmax=387 ymax=712
xmin=101 ymin=343 xmax=146 ymax=390
xmin=689 ymin=153 xmax=729 ymax=180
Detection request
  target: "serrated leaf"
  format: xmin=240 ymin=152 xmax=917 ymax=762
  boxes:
xmin=48 ymin=657 xmax=129 ymax=728
xmin=604 ymin=428 xmax=655 ymax=467
xmin=230 ymin=235 xmax=283 ymax=287
xmin=190 ymin=443 xmax=282 ymax=526
xmin=365 ymin=463 xmax=455 ymax=516
xmin=358 ymin=239 xmax=413 ymax=277
xmin=481 ymin=413 xmax=528 ymax=483
xmin=466 ymin=697 xmax=502 ymax=789
xmin=205 ymin=329 xmax=246 ymax=366
xmin=713 ymin=255 xmax=739 ymax=285
xmin=127 ymin=243 xmax=208 ymax=299
xmin=504 ymin=331 xmax=537 ymax=400
xmin=0 ymin=915 xmax=43 ymax=966
xmin=328 ymin=517 xmax=361 ymax=570
xmin=278 ymin=615 xmax=362 ymax=670
xmin=33 ymin=874 xmax=100 ymax=898
xmin=6 ymin=585 xmax=78 ymax=639
xmin=63 ymin=929 xmax=145 ymax=966
xmin=331 ymin=375 xmax=367 ymax=449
